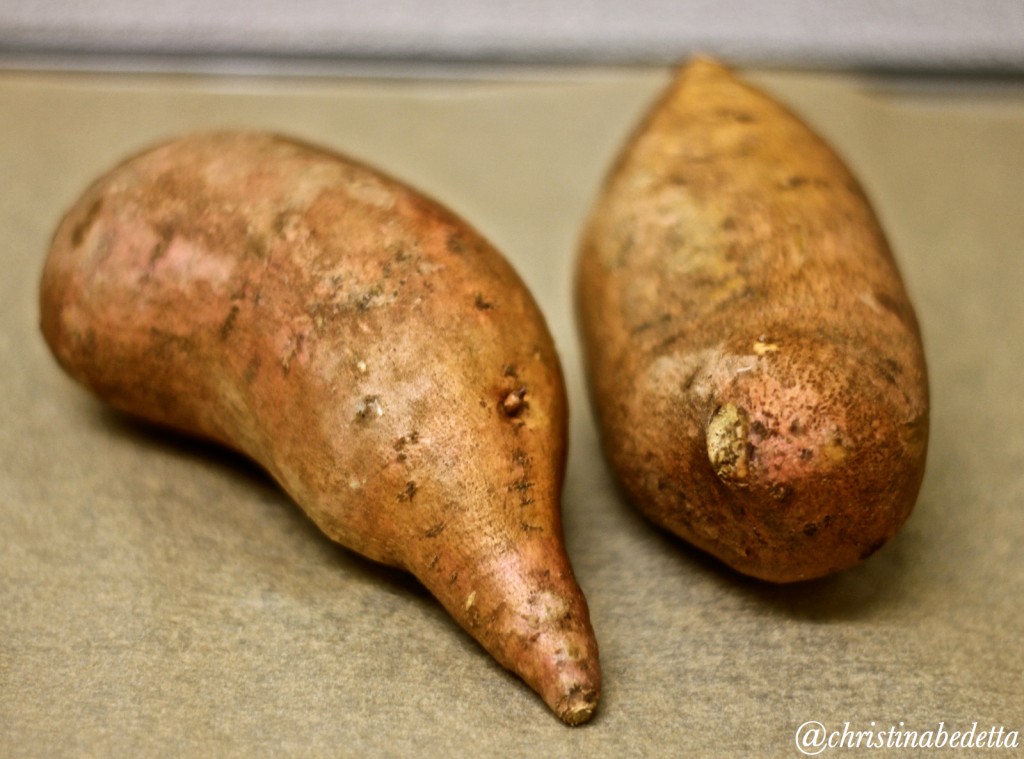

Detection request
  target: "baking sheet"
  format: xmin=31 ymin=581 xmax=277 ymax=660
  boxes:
xmin=2 ymin=64 xmax=1022 ymax=757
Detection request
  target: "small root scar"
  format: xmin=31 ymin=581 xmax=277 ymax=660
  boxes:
xmin=356 ymin=395 xmax=383 ymax=421
xmin=501 ymin=387 xmax=528 ymax=417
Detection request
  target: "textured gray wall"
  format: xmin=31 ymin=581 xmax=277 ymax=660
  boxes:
xmin=2 ymin=0 xmax=1023 ymax=72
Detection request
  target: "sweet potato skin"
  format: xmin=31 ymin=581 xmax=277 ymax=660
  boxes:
xmin=41 ymin=131 xmax=599 ymax=724
xmin=577 ymin=59 xmax=929 ymax=582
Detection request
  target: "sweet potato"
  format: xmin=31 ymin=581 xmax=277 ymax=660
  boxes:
xmin=576 ymin=58 xmax=929 ymax=582
xmin=40 ymin=131 xmax=599 ymax=724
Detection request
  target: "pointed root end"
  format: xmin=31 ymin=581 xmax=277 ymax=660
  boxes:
xmin=555 ymin=683 xmax=600 ymax=726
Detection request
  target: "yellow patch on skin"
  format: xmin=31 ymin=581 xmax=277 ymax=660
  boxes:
xmin=753 ymin=340 xmax=779 ymax=356
xmin=707 ymin=403 xmax=749 ymax=484
xmin=465 ymin=590 xmax=476 ymax=610
xmin=822 ymin=437 xmax=848 ymax=464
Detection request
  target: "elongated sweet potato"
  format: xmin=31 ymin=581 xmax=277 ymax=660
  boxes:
xmin=577 ymin=59 xmax=929 ymax=582
xmin=40 ymin=131 xmax=599 ymax=724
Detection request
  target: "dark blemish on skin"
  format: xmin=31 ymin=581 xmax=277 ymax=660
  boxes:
xmin=630 ymin=313 xmax=671 ymax=336
xmin=750 ymin=419 xmax=769 ymax=438
xmin=682 ymin=367 xmax=700 ymax=392
xmin=448 ymin=571 xmax=459 ymax=585
xmin=503 ymin=364 xmax=518 ymax=378
xmin=356 ymin=286 xmax=383 ymax=312
xmin=790 ymin=419 xmax=803 ymax=435
xmin=425 ymin=522 xmax=445 ymax=538
xmin=655 ymin=332 xmax=684 ymax=353
xmin=878 ymin=358 xmax=901 ymax=386
xmin=520 ymin=522 xmax=543 ymax=532
xmin=219 ymin=304 xmax=240 ymax=340
xmin=901 ymin=416 xmax=927 ymax=447
xmin=398 ymin=481 xmax=418 ymax=502
xmin=803 ymin=522 xmax=819 ymax=537
xmin=272 ymin=211 xmax=292 ymax=236
xmin=393 ymin=432 xmax=419 ymax=454
xmin=148 ymin=226 xmax=174 ymax=266
xmin=510 ymin=448 xmax=535 ymax=505
xmin=783 ymin=175 xmax=831 ymax=191
xmin=511 ymin=478 xmax=534 ymax=494
xmin=243 ymin=357 xmax=260 ymax=384
xmin=245 ymin=235 xmax=268 ymax=260
xmin=474 ymin=293 xmax=493 ymax=310
xmin=71 ymin=197 xmax=104 ymax=247
xmin=800 ymin=448 xmax=813 ymax=460
xmin=716 ymin=108 xmax=755 ymax=123
xmin=721 ymin=216 xmax=737 ymax=231
xmin=393 ymin=432 xmax=418 ymax=456
xmin=446 ymin=232 xmax=466 ymax=255
xmin=513 ymin=476 xmax=535 ymax=506
xmin=859 ymin=537 xmax=888 ymax=560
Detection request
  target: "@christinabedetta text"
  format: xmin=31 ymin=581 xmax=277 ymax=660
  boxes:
xmin=795 ymin=721 xmax=1021 ymax=754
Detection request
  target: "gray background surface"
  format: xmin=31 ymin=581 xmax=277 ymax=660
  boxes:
xmin=3 ymin=0 xmax=1024 ymax=73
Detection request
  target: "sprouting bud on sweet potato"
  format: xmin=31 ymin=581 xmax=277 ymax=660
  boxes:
xmin=576 ymin=58 xmax=929 ymax=582
xmin=40 ymin=131 xmax=600 ymax=724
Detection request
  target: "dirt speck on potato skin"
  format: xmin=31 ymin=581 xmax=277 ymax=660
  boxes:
xmin=576 ymin=58 xmax=929 ymax=582
xmin=40 ymin=131 xmax=599 ymax=724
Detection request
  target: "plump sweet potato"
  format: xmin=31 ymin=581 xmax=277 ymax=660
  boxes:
xmin=576 ymin=58 xmax=929 ymax=582
xmin=40 ymin=131 xmax=599 ymax=724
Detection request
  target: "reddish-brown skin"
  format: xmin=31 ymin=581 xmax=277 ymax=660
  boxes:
xmin=577 ymin=59 xmax=929 ymax=582
xmin=40 ymin=131 xmax=599 ymax=724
